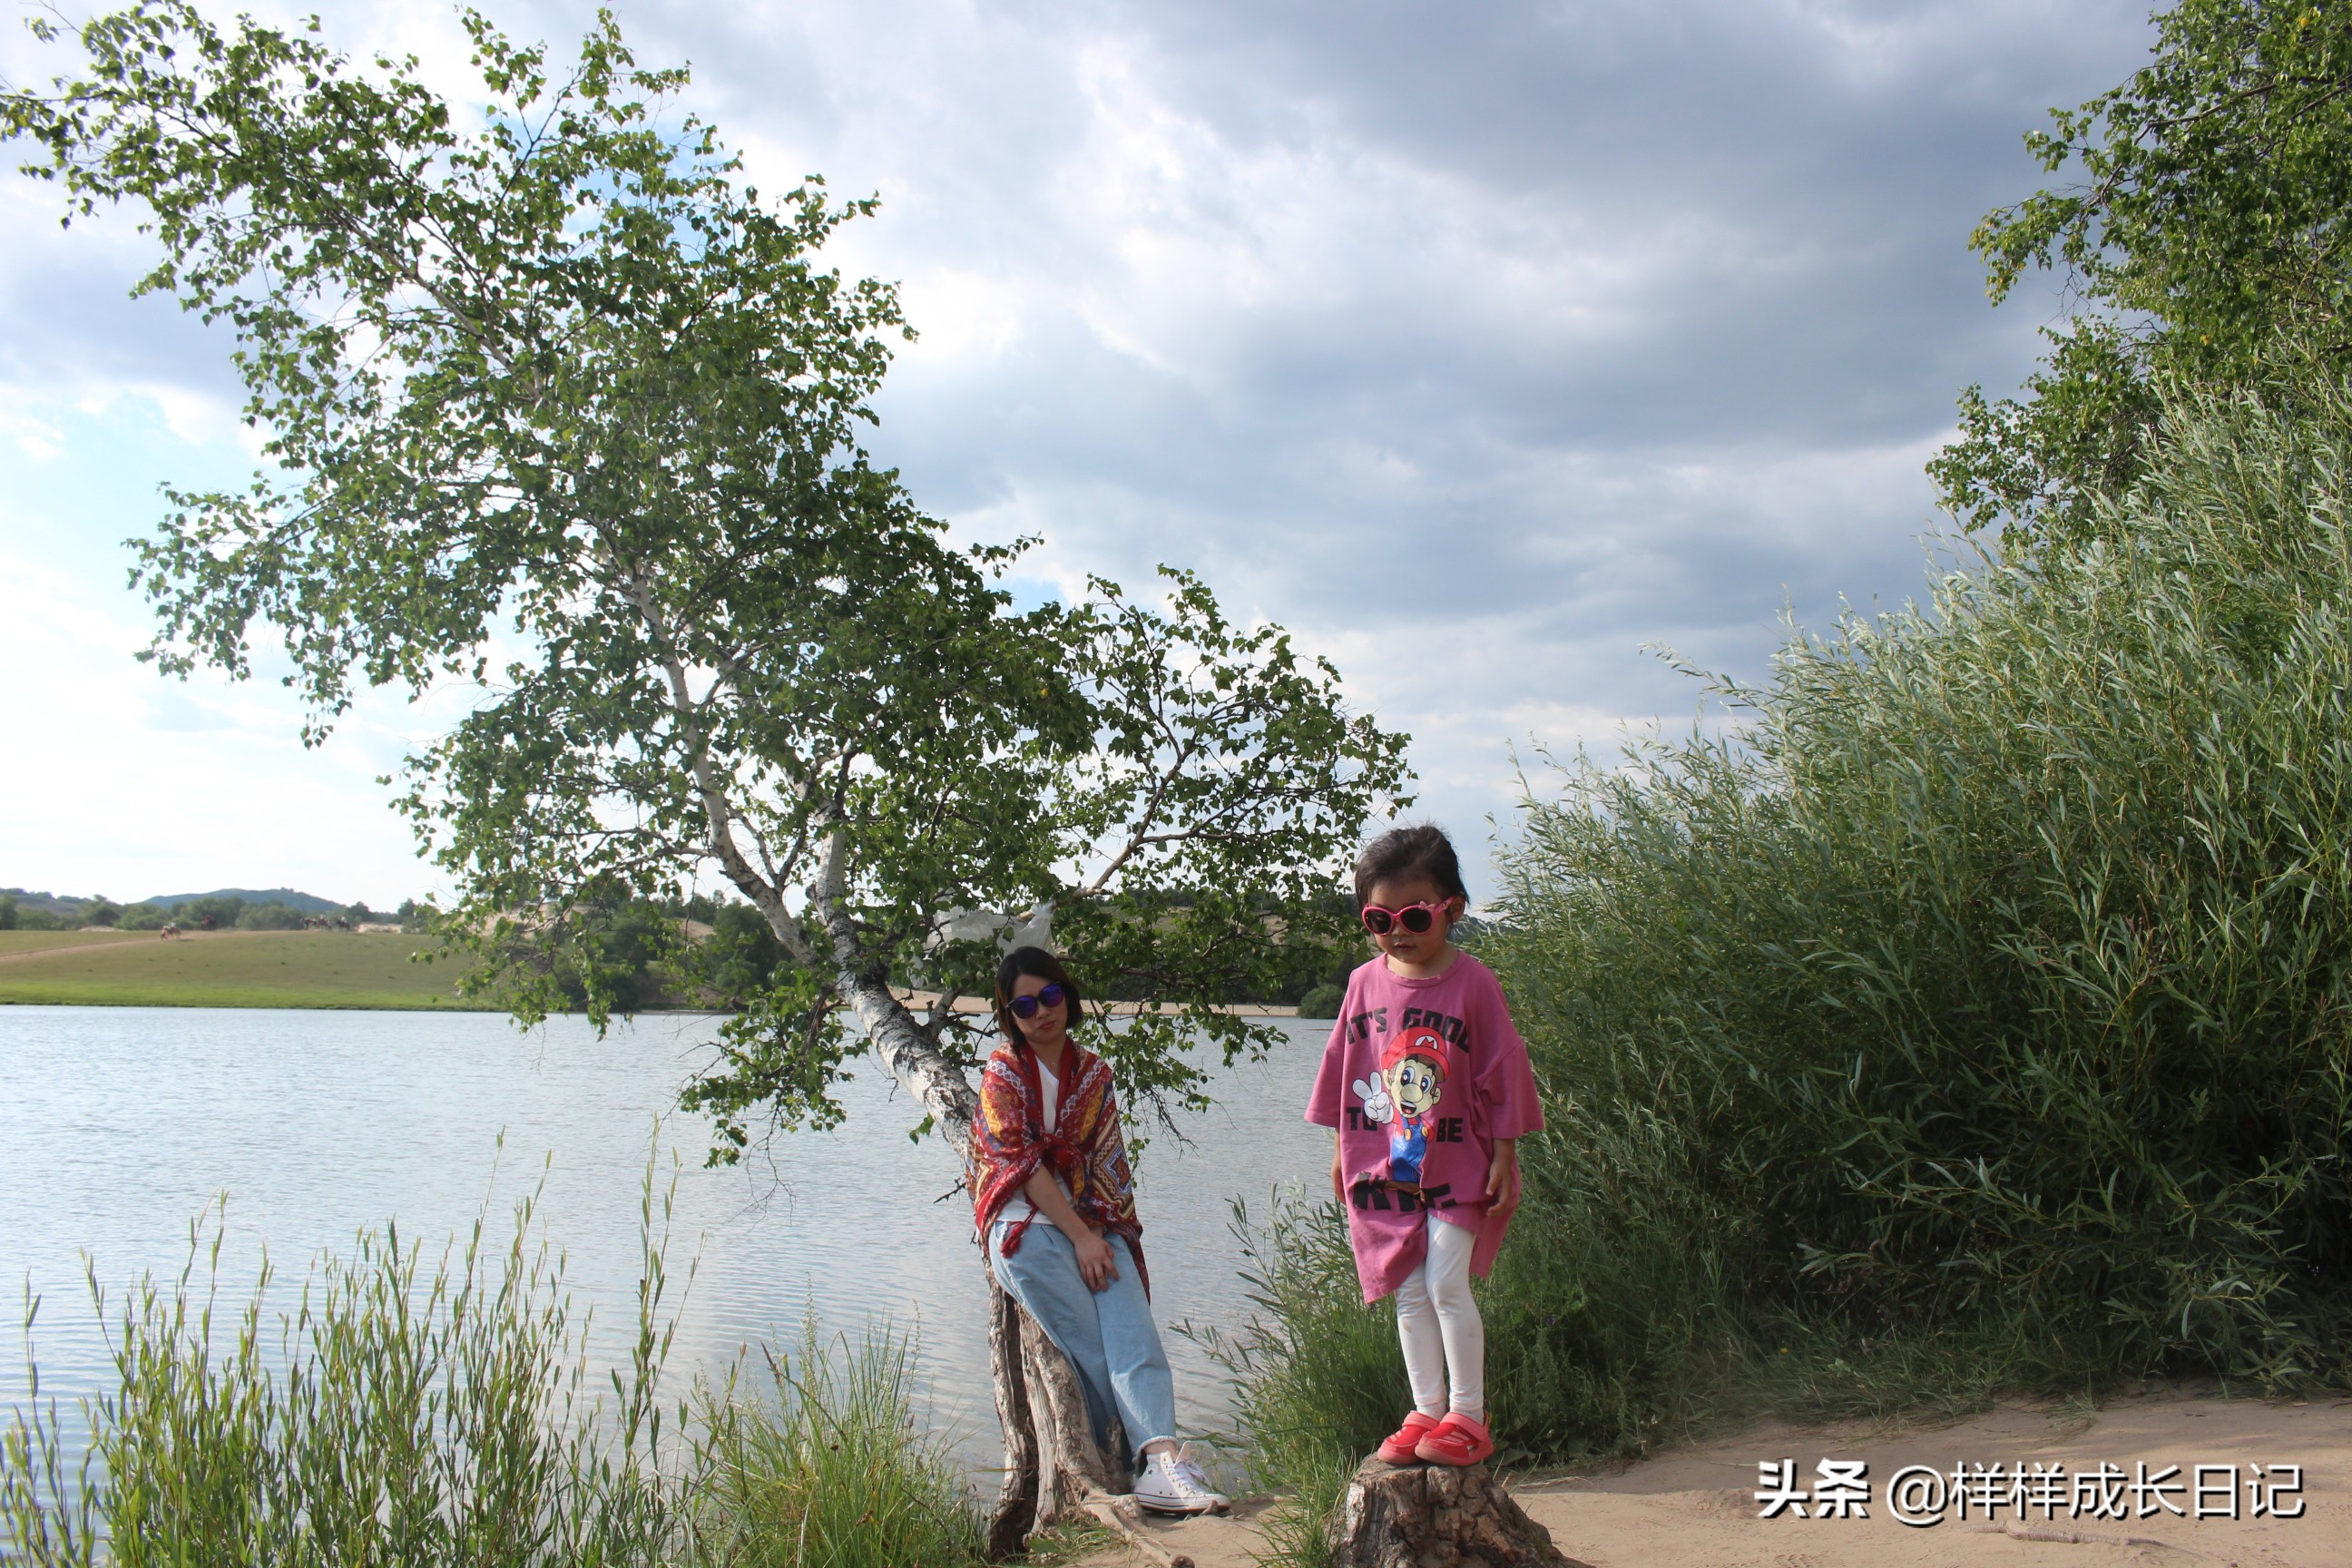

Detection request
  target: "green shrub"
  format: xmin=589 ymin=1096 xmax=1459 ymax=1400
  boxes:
xmin=1295 ymin=984 xmax=1345 ymax=1020
xmin=1192 ymin=1196 xmax=1408 ymax=1568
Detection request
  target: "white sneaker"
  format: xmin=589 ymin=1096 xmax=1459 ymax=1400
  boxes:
xmin=1132 ymin=1443 xmax=1230 ymax=1515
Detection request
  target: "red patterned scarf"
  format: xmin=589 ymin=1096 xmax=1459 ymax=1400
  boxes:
xmin=967 ymin=1040 xmax=1149 ymax=1296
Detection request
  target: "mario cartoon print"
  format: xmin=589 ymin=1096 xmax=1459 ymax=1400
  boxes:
xmin=1351 ymin=1026 xmax=1454 ymax=1187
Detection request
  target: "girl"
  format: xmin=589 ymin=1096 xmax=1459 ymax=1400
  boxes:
xmin=1306 ymin=825 xmax=1543 ymax=1467
xmin=968 ymin=946 xmax=1228 ymax=1514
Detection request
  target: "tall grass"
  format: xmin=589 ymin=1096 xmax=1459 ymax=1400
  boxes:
xmin=1191 ymin=1197 xmax=1409 ymax=1568
xmin=683 ymin=1331 xmax=982 ymax=1568
xmin=1 ymin=1174 xmax=985 ymax=1566
xmin=1221 ymin=380 xmax=2352 ymax=1545
xmin=1494 ymin=382 xmax=2352 ymax=1407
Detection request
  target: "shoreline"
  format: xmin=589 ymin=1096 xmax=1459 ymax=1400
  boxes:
xmin=888 ymin=987 xmax=1300 ymax=1018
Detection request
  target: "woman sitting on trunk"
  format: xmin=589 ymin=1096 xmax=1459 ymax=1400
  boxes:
xmin=968 ymin=945 xmax=1228 ymax=1515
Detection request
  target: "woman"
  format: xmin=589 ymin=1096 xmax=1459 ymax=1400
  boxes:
xmin=967 ymin=946 xmax=1227 ymax=1514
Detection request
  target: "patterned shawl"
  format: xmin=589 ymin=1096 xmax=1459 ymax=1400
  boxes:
xmin=967 ymin=1040 xmax=1149 ymax=1297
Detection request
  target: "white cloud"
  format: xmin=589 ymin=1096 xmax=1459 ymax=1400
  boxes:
xmin=0 ymin=551 xmax=451 ymax=907
xmin=0 ymin=0 xmax=2157 ymax=901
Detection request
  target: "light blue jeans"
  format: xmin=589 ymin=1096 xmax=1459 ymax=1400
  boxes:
xmin=988 ymin=1219 xmax=1176 ymax=1469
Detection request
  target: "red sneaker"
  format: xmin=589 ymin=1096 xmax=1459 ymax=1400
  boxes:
xmin=1376 ymin=1411 xmax=1440 ymax=1465
xmin=1413 ymin=1411 xmax=1494 ymax=1466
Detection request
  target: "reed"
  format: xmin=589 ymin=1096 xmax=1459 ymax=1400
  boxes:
xmin=1488 ymin=381 xmax=2352 ymax=1416
xmin=1187 ymin=1195 xmax=1405 ymax=1568
xmin=0 ymin=1167 xmax=986 ymax=1566
xmin=680 ymin=1328 xmax=982 ymax=1568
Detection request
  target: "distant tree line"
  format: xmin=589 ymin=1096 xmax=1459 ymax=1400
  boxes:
xmin=0 ymin=880 xmax=1343 ymax=1011
xmin=489 ymin=892 xmax=1357 ymax=1016
xmin=0 ymin=888 xmax=412 ymax=933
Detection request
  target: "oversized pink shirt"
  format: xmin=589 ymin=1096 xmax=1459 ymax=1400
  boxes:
xmin=1306 ymin=953 xmax=1544 ymax=1302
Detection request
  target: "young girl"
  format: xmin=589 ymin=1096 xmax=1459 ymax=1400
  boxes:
xmin=1306 ymin=825 xmax=1543 ymax=1466
xmin=968 ymin=946 xmax=1228 ymax=1514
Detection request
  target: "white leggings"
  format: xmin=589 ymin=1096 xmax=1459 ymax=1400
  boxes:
xmin=1395 ymin=1213 xmax=1484 ymax=1419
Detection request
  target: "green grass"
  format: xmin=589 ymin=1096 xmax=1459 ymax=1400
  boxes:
xmin=1 ymin=1170 xmax=991 ymax=1566
xmin=0 ymin=931 xmax=488 ymax=1010
xmin=682 ymin=1332 xmax=985 ymax=1568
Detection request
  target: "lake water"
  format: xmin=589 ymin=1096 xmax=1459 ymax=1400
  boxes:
xmin=0 ymin=1006 xmax=1332 ymax=1472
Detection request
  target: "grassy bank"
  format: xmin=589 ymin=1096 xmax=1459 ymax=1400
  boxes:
xmin=1 ymin=1184 xmax=990 ymax=1566
xmin=1218 ymin=386 xmax=2352 ymax=1563
xmin=0 ymin=930 xmax=489 ymax=1010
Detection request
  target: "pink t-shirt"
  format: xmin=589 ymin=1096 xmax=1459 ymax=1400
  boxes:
xmin=1306 ymin=952 xmax=1544 ymax=1302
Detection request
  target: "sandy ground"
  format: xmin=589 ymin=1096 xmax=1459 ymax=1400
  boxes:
xmin=889 ymin=987 xmax=1301 ymax=1017
xmin=1084 ymin=1387 xmax=2352 ymax=1567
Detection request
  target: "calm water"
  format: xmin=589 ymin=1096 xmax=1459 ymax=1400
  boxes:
xmin=0 ymin=1006 xmax=1330 ymax=1468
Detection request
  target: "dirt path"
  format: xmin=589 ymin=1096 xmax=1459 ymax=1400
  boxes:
xmin=1083 ymin=1387 xmax=2352 ymax=1567
xmin=0 ymin=928 xmax=328 ymax=966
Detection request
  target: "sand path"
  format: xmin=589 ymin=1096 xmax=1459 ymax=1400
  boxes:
xmin=1088 ymin=1387 xmax=2352 ymax=1567
xmin=0 ymin=928 xmax=259 ymax=965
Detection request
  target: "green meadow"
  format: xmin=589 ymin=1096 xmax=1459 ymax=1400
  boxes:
xmin=0 ymin=930 xmax=485 ymax=1011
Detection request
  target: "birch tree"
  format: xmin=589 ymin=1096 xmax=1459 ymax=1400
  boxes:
xmin=5 ymin=4 xmax=1409 ymax=1546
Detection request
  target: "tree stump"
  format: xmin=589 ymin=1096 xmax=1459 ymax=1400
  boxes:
xmin=1325 ymin=1456 xmax=1592 ymax=1568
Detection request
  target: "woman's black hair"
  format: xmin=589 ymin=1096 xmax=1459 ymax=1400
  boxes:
xmin=994 ymin=946 xmax=1083 ymax=1053
xmin=1353 ymin=823 xmax=1469 ymax=907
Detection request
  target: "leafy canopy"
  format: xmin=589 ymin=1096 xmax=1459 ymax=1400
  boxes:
xmin=1932 ymin=0 xmax=2352 ymax=541
xmin=4 ymin=2 xmax=1410 ymax=1156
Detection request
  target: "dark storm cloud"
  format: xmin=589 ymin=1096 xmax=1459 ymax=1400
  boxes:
xmin=1 ymin=0 xmax=2162 ymax=863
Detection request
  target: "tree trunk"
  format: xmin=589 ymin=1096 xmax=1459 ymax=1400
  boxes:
xmin=1326 ymin=1456 xmax=1589 ymax=1568
xmin=985 ymin=1256 xmax=1134 ymax=1555
xmin=983 ymin=1266 xmax=1039 ymax=1559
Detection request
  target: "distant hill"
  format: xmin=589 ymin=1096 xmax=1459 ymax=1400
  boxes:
xmin=0 ymin=889 xmax=87 ymax=916
xmin=135 ymin=887 xmax=347 ymax=914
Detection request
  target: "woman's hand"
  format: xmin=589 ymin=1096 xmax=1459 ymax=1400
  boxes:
xmin=1330 ymin=1142 xmax=1348 ymax=1203
xmin=1485 ymin=1138 xmax=1521 ymax=1221
xmin=1074 ymin=1228 xmax=1122 ymax=1292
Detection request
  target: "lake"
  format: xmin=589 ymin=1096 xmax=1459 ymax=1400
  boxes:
xmin=0 ymin=1005 xmax=1332 ymax=1472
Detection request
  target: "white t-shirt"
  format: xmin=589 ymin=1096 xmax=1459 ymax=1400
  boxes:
xmin=995 ymin=1054 xmax=1072 ymax=1227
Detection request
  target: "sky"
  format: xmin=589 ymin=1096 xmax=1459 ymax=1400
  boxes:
xmin=0 ymin=0 xmax=2158 ymax=911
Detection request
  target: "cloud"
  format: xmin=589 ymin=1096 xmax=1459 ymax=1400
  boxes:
xmin=0 ymin=547 xmax=448 ymax=906
xmin=0 ymin=0 xmax=2158 ymax=890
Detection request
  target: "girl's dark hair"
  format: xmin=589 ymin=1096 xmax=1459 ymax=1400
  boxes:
xmin=995 ymin=946 xmax=1083 ymax=1052
xmin=1354 ymin=823 xmax=1469 ymax=907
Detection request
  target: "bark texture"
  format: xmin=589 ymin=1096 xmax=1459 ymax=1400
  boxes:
xmin=983 ymin=1272 xmax=1040 ymax=1561
xmin=1326 ymin=1457 xmax=1589 ymax=1568
xmin=983 ymin=1256 xmax=1132 ymax=1552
